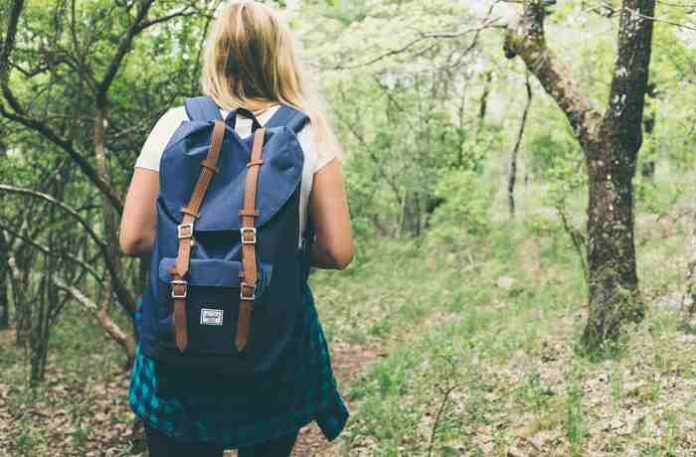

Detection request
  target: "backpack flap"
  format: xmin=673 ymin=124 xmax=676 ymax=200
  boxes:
xmin=158 ymin=124 xmax=304 ymax=232
xmin=184 ymin=96 xmax=224 ymax=122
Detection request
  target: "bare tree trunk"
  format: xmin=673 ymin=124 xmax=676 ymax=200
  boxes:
xmin=0 ymin=230 xmax=9 ymax=329
xmin=477 ymin=71 xmax=492 ymax=131
xmin=0 ymin=140 xmax=5 ymax=329
xmin=505 ymin=0 xmax=655 ymax=350
xmin=10 ymin=249 xmax=32 ymax=345
xmin=30 ymin=270 xmax=51 ymax=383
xmin=682 ymin=187 xmax=696 ymax=327
xmin=508 ymin=73 xmax=533 ymax=218
xmin=94 ymin=103 xmax=137 ymax=366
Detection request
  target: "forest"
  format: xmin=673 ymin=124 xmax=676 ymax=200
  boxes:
xmin=1 ymin=0 xmax=696 ymax=455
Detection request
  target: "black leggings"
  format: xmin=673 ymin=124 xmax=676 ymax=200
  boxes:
xmin=145 ymin=424 xmax=298 ymax=457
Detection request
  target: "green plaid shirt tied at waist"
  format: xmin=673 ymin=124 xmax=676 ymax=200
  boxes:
xmin=129 ymin=286 xmax=348 ymax=448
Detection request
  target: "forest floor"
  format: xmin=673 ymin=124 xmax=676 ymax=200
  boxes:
xmin=2 ymin=176 xmax=696 ymax=456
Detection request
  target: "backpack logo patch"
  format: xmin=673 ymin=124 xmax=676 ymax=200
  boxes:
xmin=200 ymin=308 xmax=223 ymax=326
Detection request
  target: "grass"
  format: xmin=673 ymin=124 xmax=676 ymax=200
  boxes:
xmin=309 ymin=171 xmax=696 ymax=455
xmin=1 ymin=168 xmax=695 ymax=455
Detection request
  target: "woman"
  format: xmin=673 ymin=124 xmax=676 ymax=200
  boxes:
xmin=119 ymin=2 xmax=354 ymax=456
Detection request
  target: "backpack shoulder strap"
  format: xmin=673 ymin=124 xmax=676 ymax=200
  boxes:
xmin=170 ymin=121 xmax=226 ymax=352
xmin=236 ymin=127 xmax=267 ymax=352
xmin=184 ymin=96 xmax=223 ymax=122
xmin=265 ymin=105 xmax=310 ymax=133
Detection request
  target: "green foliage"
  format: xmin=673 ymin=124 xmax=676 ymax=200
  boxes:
xmin=565 ymin=382 xmax=586 ymax=455
xmin=428 ymin=170 xmax=493 ymax=245
xmin=527 ymin=127 xmax=580 ymax=180
xmin=3 ymin=0 xmax=696 ymax=454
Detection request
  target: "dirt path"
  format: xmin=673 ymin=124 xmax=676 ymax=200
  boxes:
xmin=219 ymin=342 xmax=381 ymax=457
xmin=0 ymin=331 xmax=383 ymax=456
xmin=290 ymin=342 xmax=382 ymax=456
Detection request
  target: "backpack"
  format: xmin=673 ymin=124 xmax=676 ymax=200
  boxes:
xmin=138 ymin=96 xmax=311 ymax=375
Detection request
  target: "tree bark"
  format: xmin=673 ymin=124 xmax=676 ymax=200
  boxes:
xmin=583 ymin=139 xmax=642 ymax=346
xmin=583 ymin=0 xmax=654 ymax=347
xmin=505 ymin=0 xmax=655 ymax=350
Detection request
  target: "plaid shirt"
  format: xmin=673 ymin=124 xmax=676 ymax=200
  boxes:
xmin=129 ymin=287 xmax=348 ymax=448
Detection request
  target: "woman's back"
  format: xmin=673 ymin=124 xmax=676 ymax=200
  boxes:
xmin=134 ymin=103 xmax=339 ymax=243
xmin=119 ymin=2 xmax=353 ymax=454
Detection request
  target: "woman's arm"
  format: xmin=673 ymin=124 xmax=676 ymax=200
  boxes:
xmin=119 ymin=168 xmax=159 ymax=257
xmin=309 ymin=159 xmax=354 ymax=270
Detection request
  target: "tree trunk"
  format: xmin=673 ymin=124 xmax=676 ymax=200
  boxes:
xmin=0 ymin=231 xmax=9 ymax=329
xmin=508 ymin=73 xmax=533 ymax=218
xmin=477 ymin=71 xmax=492 ymax=131
xmin=681 ymin=186 xmax=696 ymax=327
xmin=505 ymin=0 xmax=655 ymax=351
xmin=11 ymin=250 xmax=32 ymax=345
xmin=94 ymin=104 xmax=136 ymax=366
xmin=582 ymin=139 xmax=642 ymax=347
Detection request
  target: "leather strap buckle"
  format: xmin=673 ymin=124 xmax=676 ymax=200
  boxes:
xmin=171 ymin=280 xmax=188 ymax=299
xmin=240 ymin=282 xmax=256 ymax=301
xmin=177 ymin=223 xmax=194 ymax=240
xmin=240 ymin=227 xmax=257 ymax=245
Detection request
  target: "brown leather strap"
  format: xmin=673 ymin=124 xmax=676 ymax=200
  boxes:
xmin=236 ymin=127 xmax=266 ymax=351
xmin=170 ymin=120 xmax=226 ymax=352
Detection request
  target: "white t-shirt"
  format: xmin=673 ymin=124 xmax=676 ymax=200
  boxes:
xmin=135 ymin=105 xmax=337 ymax=240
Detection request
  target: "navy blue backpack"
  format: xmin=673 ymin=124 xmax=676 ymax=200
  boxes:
xmin=138 ymin=96 xmax=311 ymax=375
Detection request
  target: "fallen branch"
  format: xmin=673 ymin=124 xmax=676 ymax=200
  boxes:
xmin=427 ymin=383 xmax=461 ymax=457
xmin=53 ymin=277 xmax=135 ymax=368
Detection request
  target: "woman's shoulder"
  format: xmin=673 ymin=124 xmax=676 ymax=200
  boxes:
xmin=148 ymin=106 xmax=189 ymax=141
xmin=158 ymin=105 xmax=188 ymax=124
xmin=294 ymin=120 xmax=342 ymax=174
xmin=134 ymin=107 xmax=188 ymax=171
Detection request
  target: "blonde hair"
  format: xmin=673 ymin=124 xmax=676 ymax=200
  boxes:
xmin=202 ymin=0 xmax=336 ymax=147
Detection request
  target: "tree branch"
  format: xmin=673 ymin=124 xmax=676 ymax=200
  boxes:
xmin=0 ymin=222 xmax=102 ymax=281
xmin=96 ymin=0 xmax=155 ymax=101
xmin=0 ymin=184 xmax=106 ymax=249
xmin=0 ymin=184 xmax=136 ymax=315
xmin=504 ymin=0 xmax=602 ymax=149
xmin=0 ymin=103 xmax=124 ymax=211
xmin=332 ymin=18 xmax=502 ymax=71
xmin=137 ymin=6 xmax=200 ymax=31
xmin=0 ymin=0 xmax=24 ymax=82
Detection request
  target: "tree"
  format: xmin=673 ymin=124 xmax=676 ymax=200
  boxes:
xmin=0 ymin=0 xmax=215 ymax=375
xmin=504 ymin=0 xmax=656 ymax=350
xmin=0 ymin=230 xmax=9 ymax=329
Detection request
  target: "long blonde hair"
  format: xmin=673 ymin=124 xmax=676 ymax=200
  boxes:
xmin=202 ymin=1 xmax=335 ymax=147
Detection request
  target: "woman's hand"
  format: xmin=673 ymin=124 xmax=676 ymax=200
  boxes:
xmin=309 ymin=159 xmax=354 ymax=270
xmin=119 ymin=168 xmax=159 ymax=257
